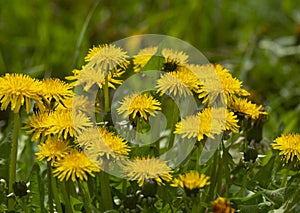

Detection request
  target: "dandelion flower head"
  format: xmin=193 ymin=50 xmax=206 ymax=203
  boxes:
xmin=0 ymin=73 xmax=41 ymax=113
xmin=162 ymin=48 xmax=188 ymax=68
xmin=121 ymin=156 xmax=172 ymax=186
xmin=77 ymin=127 xmax=130 ymax=165
xmin=45 ymin=109 xmax=93 ymax=139
xmin=229 ymin=97 xmax=267 ymax=120
xmin=84 ymin=44 xmax=129 ymax=74
xmin=211 ymin=197 xmax=235 ymax=213
xmin=156 ymin=66 xmax=201 ymax=97
xmin=171 ymin=170 xmax=210 ymax=190
xmin=53 ymin=149 xmax=100 ymax=181
xmin=133 ymin=46 xmax=158 ymax=72
xmin=117 ymin=93 xmax=161 ymax=120
xmin=272 ymin=133 xmax=300 ymax=163
xmin=198 ymin=64 xmax=249 ymax=104
xmin=36 ymin=137 xmax=70 ymax=164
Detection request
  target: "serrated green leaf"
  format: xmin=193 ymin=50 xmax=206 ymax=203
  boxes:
xmin=28 ymin=163 xmax=45 ymax=212
xmin=70 ymin=195 xmax=83 ymax=212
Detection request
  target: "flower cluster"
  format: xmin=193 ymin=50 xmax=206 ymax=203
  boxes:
xmin=3 ymin=41 xmax=290 ymax=213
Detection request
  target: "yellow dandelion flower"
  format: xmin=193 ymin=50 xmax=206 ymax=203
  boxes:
xmin=35 ymin=137 xmax=70 ymax=164
xmin=162 ymin=48 xmax=188 ymax=68
xmin=40 ymin=78 xmax=73 ymax=103
xmin=84 ymin=44 xmax=129 ymax=73
xmin=117 ymin=93 xmax=161 ymax=120
xmin=0 ymin=73 xmax=41 ymax=113
xmin=156 ymin=66 xmax=201 ymax=97
xmin=52 ymin=149 xmax=100 ymax=181
xmin=211 ymin=197 xmax=235 ymax=213
xmin=121 ymin=156 xmax=172 ymax=186
xmin=171 ymin=170 xmax=210 ymax=190
xmin=77 ymin=127 xmax=130 ymax=163
xmin=133 ymin=46 xmax=158 ymax=72
xmin=174 ymin=108 xmax=238 ymax=140
xmin=229 ymin=97 xmax=267 ymax=120
xmin=198 ymin=64 xmax=249 ymax=104
xmin=61 ymin=95 xmax=99 ymax=113
xmin=46 ymin=109 xmax=93 ymax=139
xmin=174 ymin=108 xmax=219 ymax=141
xmin=66 ymin=66 xmax=124 ymax=91
xmin=272 ymin=133 xmax=300 ymax=162
xmin=225 ymin=110 xmax=240 ymax=133
xmin=23 ymin=111 xmax=51 ymax=142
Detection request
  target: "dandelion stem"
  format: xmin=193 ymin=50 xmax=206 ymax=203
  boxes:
xmin=135 ymin=118 xmax=140 ymax=155
xmin=122 ymin=179 xmax=127 ymax=195
xmin=104 ymin=75 xmax=110 ymax=115
xmin=78 ymin=180 xmax=92 ymax=213
xmin=195 ymin=142 xmax=201 ymax=171
xmin=280 ymin=164 xmax=290 ymax=188
xmin=61 ymin=181 xmax=72 ymax=213
xmin=47 ymin=161 xmax=54 ymax=213
xmin=51 ymin=174 xmax=63 ymax=213
xmin=206 ymin=148 xmax=219 ymax=202
xmin=216 ymin=147 xmax=223 ymax=195
xmin=168 ymin=101 xmax=179 ymax=150
xmin=8 ymin=112 xmax=20 ymax=211
xmin=100 ymin=171 xmax=113 ymax=210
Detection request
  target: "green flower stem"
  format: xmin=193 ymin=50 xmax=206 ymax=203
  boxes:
xmin=61 ymin=181 xmax=72 ymax=213
xmin=103 ymin=75 xmax=110 ymax=115
xmin=78 ymin=180 xmax=92 ymax=213
xmin=206 ymin=149 xmax=219 ymax=202
xmin=21 ymin=196 xmax=29 ymax=213
xmin=168 ymin=101 xmax=179 ymax=150
xmin=216 ymin=148 xmax=223 ymax=195
xmin=135 ymin=118 xmax=140 ymax=155
xmin=51 ymin=176 xmax=63 ymax=213
xmin=280 ymin=164 xmax=290 ymax=188
xmin=8 ymin=112 xmax=20 ymax=211
xmin=100 ymin=171 xmax=113 ymax=210
xmin=47 ymin=161 xmax=54 ymax=213
xmin=122 ymin=179 xmax=127 ymax=195
xmin=195 ymin=142 xmax=201 ymax=171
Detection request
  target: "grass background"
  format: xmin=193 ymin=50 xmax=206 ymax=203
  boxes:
xmin=0 ymin=0 xmax=299 ymax=139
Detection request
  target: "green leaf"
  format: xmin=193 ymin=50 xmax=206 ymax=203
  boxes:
xmin=251 ymin=155 xmax=275 ymax=188
xmin=263 ymin=188 xmax=285 ymax=209
xmin=140 ymin=47 xmax=165 ymax=72
xmin=70 ymin=195 xmax=83 ymax=212
xmin=28 ymin=163 xmax=45 ymax=212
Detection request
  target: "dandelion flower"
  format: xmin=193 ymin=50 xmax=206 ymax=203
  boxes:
xmin=84 ymin=44 xmax=129 ymax=74
xmin=171 ymin=170 xmax=210 ymax=191
xmin=211 ymin=197 xmax=235 ymax=213
xmin=198 ymin=64 xmax=249 ymax=104
xmin=40 ymin=78 xmax=73 ymax=103
xmin=174 ymin=108 xmax=219 ymax=141
xmin=156 ymin=66 xmax=201 ymax=97
xmin=46 ymin=109 xmax=93 ymax=139
xmin=23 ymin=112 xmax=52 ymax=142
xmin=36 ymin=137 xmax=70 ymax=164
xmin=62 ymin=95 xmax=98 ymax=113
xmin=272 ymin=133 xmax=300 ymax=162
xmin=174 ymin=108 xmax=238 ymax=140
xmin=53 ymin=149 xmax=100 ymax=181
xmin=0 ymin=73 xmax=41 ymax=113
xmin=66 ymin=66 xmax=124 ymax=91
xmin=77 ymin=127 xmax=130 ymax=163
xmin=121 ymin=156 xmax=172 ymax=186
xmin=117 ymin=93 xmax=161 ymax=120
xmin=162 ymin=48 xmax=188 ymax=71
xmin=133 ymin=46 xmax=158 ymax=72
xmin=229 ymin=97 xmax=267 ymax=120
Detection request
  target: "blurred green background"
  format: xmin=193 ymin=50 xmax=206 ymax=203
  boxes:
xmin=0 ymin=0 xmax=299 ymax=139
